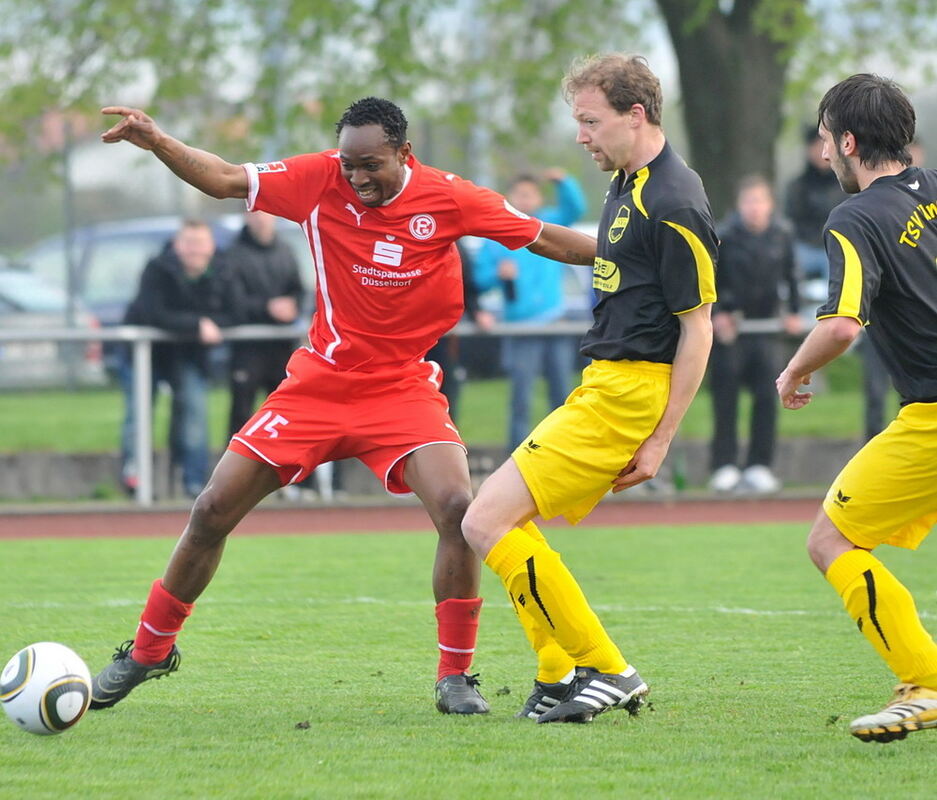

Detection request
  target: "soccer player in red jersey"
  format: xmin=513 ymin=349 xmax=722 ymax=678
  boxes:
xmin=88 ymin=97 xmax=597 ymax=715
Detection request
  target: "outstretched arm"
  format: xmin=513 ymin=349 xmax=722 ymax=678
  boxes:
xmin=101 ymin=107 xmax=248 ymax=200
xmin=777 ymin=316 xmax=861 ymax=410
xmin=527 ymin=222 xmax=596 ymax=265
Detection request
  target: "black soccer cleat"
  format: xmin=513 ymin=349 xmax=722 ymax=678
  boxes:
xmin=515 ymin=679 xmax=571 ymax=720
xmin=537 ymin=666 xmax=648 ymax=724
xmin=435 ymin=673 xmax=490 ymax=714
xmin=89 ymin=640 xmax=181 ymax=710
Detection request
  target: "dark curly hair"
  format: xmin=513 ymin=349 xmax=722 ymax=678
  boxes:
xmin=336 ymin=97 xmax=408 ymax=148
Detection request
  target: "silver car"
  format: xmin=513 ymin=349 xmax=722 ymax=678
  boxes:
xmin=0 ymin=266 xmax=105 ymax=389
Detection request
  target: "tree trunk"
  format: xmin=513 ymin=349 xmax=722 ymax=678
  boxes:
xmin=656 ymin=0 xmax=797 ymax=218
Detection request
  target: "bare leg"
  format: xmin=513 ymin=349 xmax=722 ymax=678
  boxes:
xmin=461 ymin=458 xmax=538 ymax=558
xmin=89 ymin=451 xmax=284 ymax=708
xmin=405 ymin=444 xmax=491 ymax=712
xmin=463 ymin=459 xmax=630 ymax=692
xmin=806 ymin=508 xmax=862 ymax=573
xmin=403 ymin=444 xmax=477 ymax=601
xmin=162 ymin=451 xmax=283 ymax=602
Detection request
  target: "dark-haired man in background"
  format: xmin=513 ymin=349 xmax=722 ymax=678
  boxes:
xmin=708 ymin=175 xmax=801 ymax=495
xmin=785 ymin=125 xmax=847 ymax=282
xmin=119 ymin=220 xmax=241 ymax=498
xmin=89 ymin=97 xmax=597 ymax=717
xmin=226 ymin=209 xmax=305 ymax=437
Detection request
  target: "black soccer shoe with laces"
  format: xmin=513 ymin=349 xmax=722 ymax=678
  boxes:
xmin=89 ymin=640 xmax=181 ymax=710
xmin=537 ymin=666 xmax=648 ymax=724
xmin=435 ymin=673 xmax=490 ymax=714
xmin=515 ymin=679 xmax=570 ymax=720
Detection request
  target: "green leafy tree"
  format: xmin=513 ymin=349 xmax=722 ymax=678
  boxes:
xmin=655 ymin=0 xmax=937 ymax=214
xmin=1 ymin=0 xmax=936 ymax=217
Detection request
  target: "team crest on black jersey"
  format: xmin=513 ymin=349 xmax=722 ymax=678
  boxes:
xmin=608 ymin=205 xmax=630 ymax=243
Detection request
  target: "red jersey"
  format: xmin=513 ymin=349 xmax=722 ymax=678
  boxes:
xmin=243 ymin=152 xmax=543 ymax=370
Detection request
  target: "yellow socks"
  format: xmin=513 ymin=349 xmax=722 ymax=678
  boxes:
xmin=509 ymin=599 xmax=575 ymax=683
xmin=826 ymin=549 xmax=937 ymax=688
xmin=486 ymin=524 xmax=627 ymax=676
xmin=509 ymin=522 xmax=575 ymax=681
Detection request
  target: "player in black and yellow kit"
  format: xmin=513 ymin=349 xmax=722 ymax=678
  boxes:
xmin=462 ymin=54 xmax=717 ymax=723
xmin=777 ymin=74 xmax=937 ymax=743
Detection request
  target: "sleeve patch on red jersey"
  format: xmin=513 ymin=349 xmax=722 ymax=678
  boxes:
xmin=503 ymin=199 xmax=530 ymax=220
xmin=256 ymin=161 xmax=288 ymax=173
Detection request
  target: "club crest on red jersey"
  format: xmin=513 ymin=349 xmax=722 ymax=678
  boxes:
xmin=409 ymin=214 xmax=437 ymax=240
xmin=256 ymin=161 xmax=287 ymax=173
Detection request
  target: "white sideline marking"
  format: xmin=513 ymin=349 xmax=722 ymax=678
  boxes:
xmin=9 ymin=596 xmax=933 ymax=620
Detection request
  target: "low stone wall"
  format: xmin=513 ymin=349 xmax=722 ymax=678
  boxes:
xmin=0 ymin=438 xmax=862 ymax=502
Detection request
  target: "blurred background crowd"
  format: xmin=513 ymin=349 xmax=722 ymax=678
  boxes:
xmin=2 ymin=0 xmax=936 ymax=503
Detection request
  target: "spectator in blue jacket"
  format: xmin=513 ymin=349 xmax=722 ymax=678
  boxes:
xmin=474 ymin=169 xmax=586 ymax=449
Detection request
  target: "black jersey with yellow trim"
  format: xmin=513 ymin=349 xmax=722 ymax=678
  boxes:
xmin=581 ymin=141 xmax=718 ymax=364
xmin=817 ymin=166 xmax=937 ymax=404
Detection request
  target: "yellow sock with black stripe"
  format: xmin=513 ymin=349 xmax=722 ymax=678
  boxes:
xmin=486 ymin=527 xmax=627 ymax=675
xmin=508 ymin=523 xmax=576 ymax=683
xmin=510 ymin=599 xmax=576 ymax=683
xmin=826 ymin=549 xmax=937 ymax=688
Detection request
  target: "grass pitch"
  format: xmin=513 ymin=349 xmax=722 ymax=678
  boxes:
xmin=1 ymin=522 xmax=934 ymax=799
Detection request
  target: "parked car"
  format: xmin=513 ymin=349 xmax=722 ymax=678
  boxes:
xmin=19 ymin=215 xmax=314 ymax=372
xmin=21 ymin=217 xmax=308 ymax=317
xmin=0 ymin=265 xmax=105 ymax=389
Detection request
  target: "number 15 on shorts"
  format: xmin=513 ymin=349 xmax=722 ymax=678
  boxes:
xmin=244 ymin=411 xmax=290 ymax=438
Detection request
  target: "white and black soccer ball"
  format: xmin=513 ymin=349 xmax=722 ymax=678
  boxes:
xmin=1 ymin=642 xmax=92 ymax=735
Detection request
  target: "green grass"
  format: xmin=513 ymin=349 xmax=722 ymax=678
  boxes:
xmin=0 ymin=353 xmax=899 ymax=453
xmin=1 ymin=524 xmax=934 ymax=798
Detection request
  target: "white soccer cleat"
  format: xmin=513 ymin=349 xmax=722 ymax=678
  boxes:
xmin=849 ymin=683 xmax=937 ymax=743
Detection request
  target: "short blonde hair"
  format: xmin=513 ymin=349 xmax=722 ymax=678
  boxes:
xmin=563 ymin=53 xmax=663 ymax=125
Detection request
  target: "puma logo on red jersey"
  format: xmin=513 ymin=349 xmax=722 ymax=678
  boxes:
xmin=345 ymin=203 xmax=367 ymax=226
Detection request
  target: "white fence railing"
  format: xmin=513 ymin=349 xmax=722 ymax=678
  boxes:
xmin=0 ymin=318 xmax=790 ymax=506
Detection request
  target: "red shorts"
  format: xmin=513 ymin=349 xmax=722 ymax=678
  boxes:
xmin=228 ymin=348 xmax=465 ymax=494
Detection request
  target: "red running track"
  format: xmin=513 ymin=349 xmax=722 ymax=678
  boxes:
xmin=0 ymin=497 xmax=822 ymax=540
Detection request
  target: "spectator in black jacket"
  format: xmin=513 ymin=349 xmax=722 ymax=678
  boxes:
xmin=709 ymin=176 xmax=802 ymax=494
xmin=785 ymin=125 xmax=847 ymax=280
xmin=119 ymin=219 xmax=242 ymax=498
xmin=226 ymin=210 xmax=304 ymax=436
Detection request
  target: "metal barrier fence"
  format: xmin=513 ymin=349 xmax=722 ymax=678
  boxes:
xmin=0 ymin=318 xmax=787 ymax=506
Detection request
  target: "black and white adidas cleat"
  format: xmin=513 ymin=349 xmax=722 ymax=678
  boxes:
xmin=537 ymin=666 xmax=648 ymax=724
xmin=515 ymin=679 xmax=570 ymax=720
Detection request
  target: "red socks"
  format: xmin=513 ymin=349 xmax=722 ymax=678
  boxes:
xmin=435 ymin=597 xmax=483 ymax=680
xmin=131 ymin=579 xmax=194 ymax=665
xmin=131 ymin=582 xmax=479 ymax=676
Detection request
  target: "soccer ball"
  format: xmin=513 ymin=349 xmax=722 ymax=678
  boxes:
xmin=1 ymin=642 xmax=92 ymax=735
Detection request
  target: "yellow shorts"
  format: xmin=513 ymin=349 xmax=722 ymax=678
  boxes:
xmin=823 ymin=402 xmax=937 ymax=550
xmin=512 ymin=359 xmax=671 ymax=525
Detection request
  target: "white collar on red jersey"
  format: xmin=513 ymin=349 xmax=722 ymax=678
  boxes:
xmin=382 ymin=164 xmax=413 ymax=206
